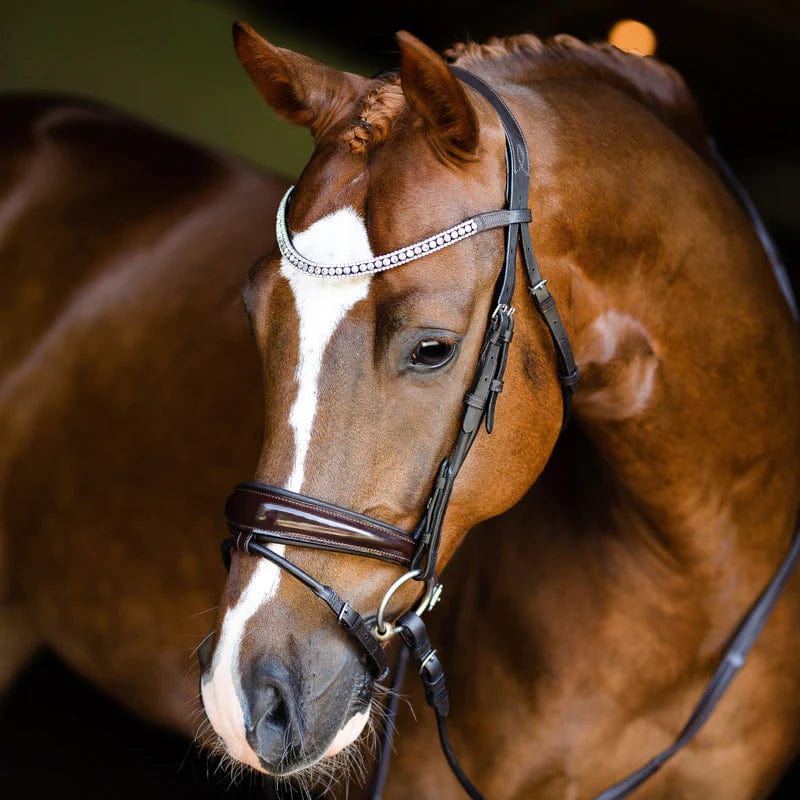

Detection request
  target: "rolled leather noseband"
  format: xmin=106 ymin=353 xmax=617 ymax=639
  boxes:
xmin=223 ymin=481 xmax=415 ymax=678
xmin=224 ymin=482 xmax=416 ymax=568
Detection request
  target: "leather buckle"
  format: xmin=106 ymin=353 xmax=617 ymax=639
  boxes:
xmin=397 ymin=611 xmax=451 ymax=716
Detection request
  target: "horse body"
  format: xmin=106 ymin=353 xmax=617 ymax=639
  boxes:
xmin=0 ymin=94 xmax=285 ymax=729
xmin=0 ymin=24 xmax=798 ymax=800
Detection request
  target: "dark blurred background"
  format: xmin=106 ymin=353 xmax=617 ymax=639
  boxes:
xmin=1 ymin=0 xmax=797 ymax=797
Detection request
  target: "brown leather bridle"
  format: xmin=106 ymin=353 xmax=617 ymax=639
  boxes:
xmin=219 ymin=67 xmax=800 ymax=800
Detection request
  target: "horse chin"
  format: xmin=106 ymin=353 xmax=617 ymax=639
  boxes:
xmin=263 ymin=702 xmax=373 ymax=780
xmin=322 ymin=706 xmax=372 ymax=758
xmin=253 ymin=663 xmax=375 ymax=778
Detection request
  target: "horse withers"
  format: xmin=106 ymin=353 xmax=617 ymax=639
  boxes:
xmin=198 ymin=21 xmax=800 ymax=800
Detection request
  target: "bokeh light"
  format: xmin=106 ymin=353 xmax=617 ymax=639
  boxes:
xmin=608 ymin=19 xmax=657 ymax=56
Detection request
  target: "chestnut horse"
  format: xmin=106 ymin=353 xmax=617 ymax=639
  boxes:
xmin=197 ymin=23 xmax=800 ymax=800
xmin=1 ymin=22 xmax=798 ymax=800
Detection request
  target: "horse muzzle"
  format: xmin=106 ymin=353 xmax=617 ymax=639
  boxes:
xmin=199 ymin=590 xmax=374 ymax=775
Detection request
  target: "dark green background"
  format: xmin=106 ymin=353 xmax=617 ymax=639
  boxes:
xmin=0 ymin=0 xmax=378 ymax=178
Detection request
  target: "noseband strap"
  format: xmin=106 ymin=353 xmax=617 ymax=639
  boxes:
xmin=224 ymin=483 xmax=415 ymax=567
xmin=222 ymin=531 xmax=389 ymax=679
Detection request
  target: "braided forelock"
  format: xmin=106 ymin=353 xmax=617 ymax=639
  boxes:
xmin=342 ymin=74 xmax=406 ymax=155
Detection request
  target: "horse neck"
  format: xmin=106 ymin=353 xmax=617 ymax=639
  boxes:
xmin=527 ymin=79 xmax=800 ymax=587
xmin=424 ymin=71 xmax=800 ymax=772
xmin=437 ymin=92 xmax=800 ymax=724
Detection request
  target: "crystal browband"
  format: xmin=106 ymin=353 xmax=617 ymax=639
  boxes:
xmin=276 ymin=187 xmax=532 ymax=278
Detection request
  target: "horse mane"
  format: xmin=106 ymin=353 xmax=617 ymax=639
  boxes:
xmin=344 ymin=34 xmax=711 ymax=163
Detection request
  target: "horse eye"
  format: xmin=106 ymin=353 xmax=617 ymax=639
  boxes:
xmin=410 ymin=339 xmax=457 ymax=369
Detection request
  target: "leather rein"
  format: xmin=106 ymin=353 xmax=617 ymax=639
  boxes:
xmin=220 ymin=67 xmax=800 ymax=799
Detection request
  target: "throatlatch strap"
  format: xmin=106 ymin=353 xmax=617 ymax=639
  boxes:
xmin=450 ymin=66 xmax=578 ymax=418
xmin=412 ymin=66 xmax=579 ymax=583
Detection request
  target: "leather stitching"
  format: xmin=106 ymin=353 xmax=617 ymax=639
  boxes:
xmin=234 ymin=486 xmax=414 ymax=546
xmin=229 ymin=523 xmax=409 ymax=563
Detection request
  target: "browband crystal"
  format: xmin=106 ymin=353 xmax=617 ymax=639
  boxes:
xmin=276 ymin=187 xmax=529 ymax=278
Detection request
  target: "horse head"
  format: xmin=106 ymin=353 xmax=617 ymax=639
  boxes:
xmin=198 ymin=21 xmax=566 ymax=781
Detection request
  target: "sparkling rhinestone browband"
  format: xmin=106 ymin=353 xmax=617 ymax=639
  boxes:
xmin=276 ymin=187 xmax=481 ymax=278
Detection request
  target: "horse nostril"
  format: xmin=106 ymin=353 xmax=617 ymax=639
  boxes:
xmin=246 ymin=680 xmax=295 ymax=764
xmin=197 ymin=633 xmax=214 ymax=673
xmin=259 ymin=685 xmax=288 ymax=729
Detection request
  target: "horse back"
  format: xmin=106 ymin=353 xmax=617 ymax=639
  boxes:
xmin=0 ymin=94 xmax=274 ymax=373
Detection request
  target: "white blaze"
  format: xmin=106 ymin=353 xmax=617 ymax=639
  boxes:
xmin=280 ymin=207 xmax=373 ymax=492
xmin=202 ymin=205 xmax=374 ymax=771
xmin=201 ymin=560 xmax=281 ymax=771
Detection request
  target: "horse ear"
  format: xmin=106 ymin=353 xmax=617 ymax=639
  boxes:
xmin=396 ymin=30 xmax=479 ymax=160
xmin=233 ymin=21 xmax=368 ymax=135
